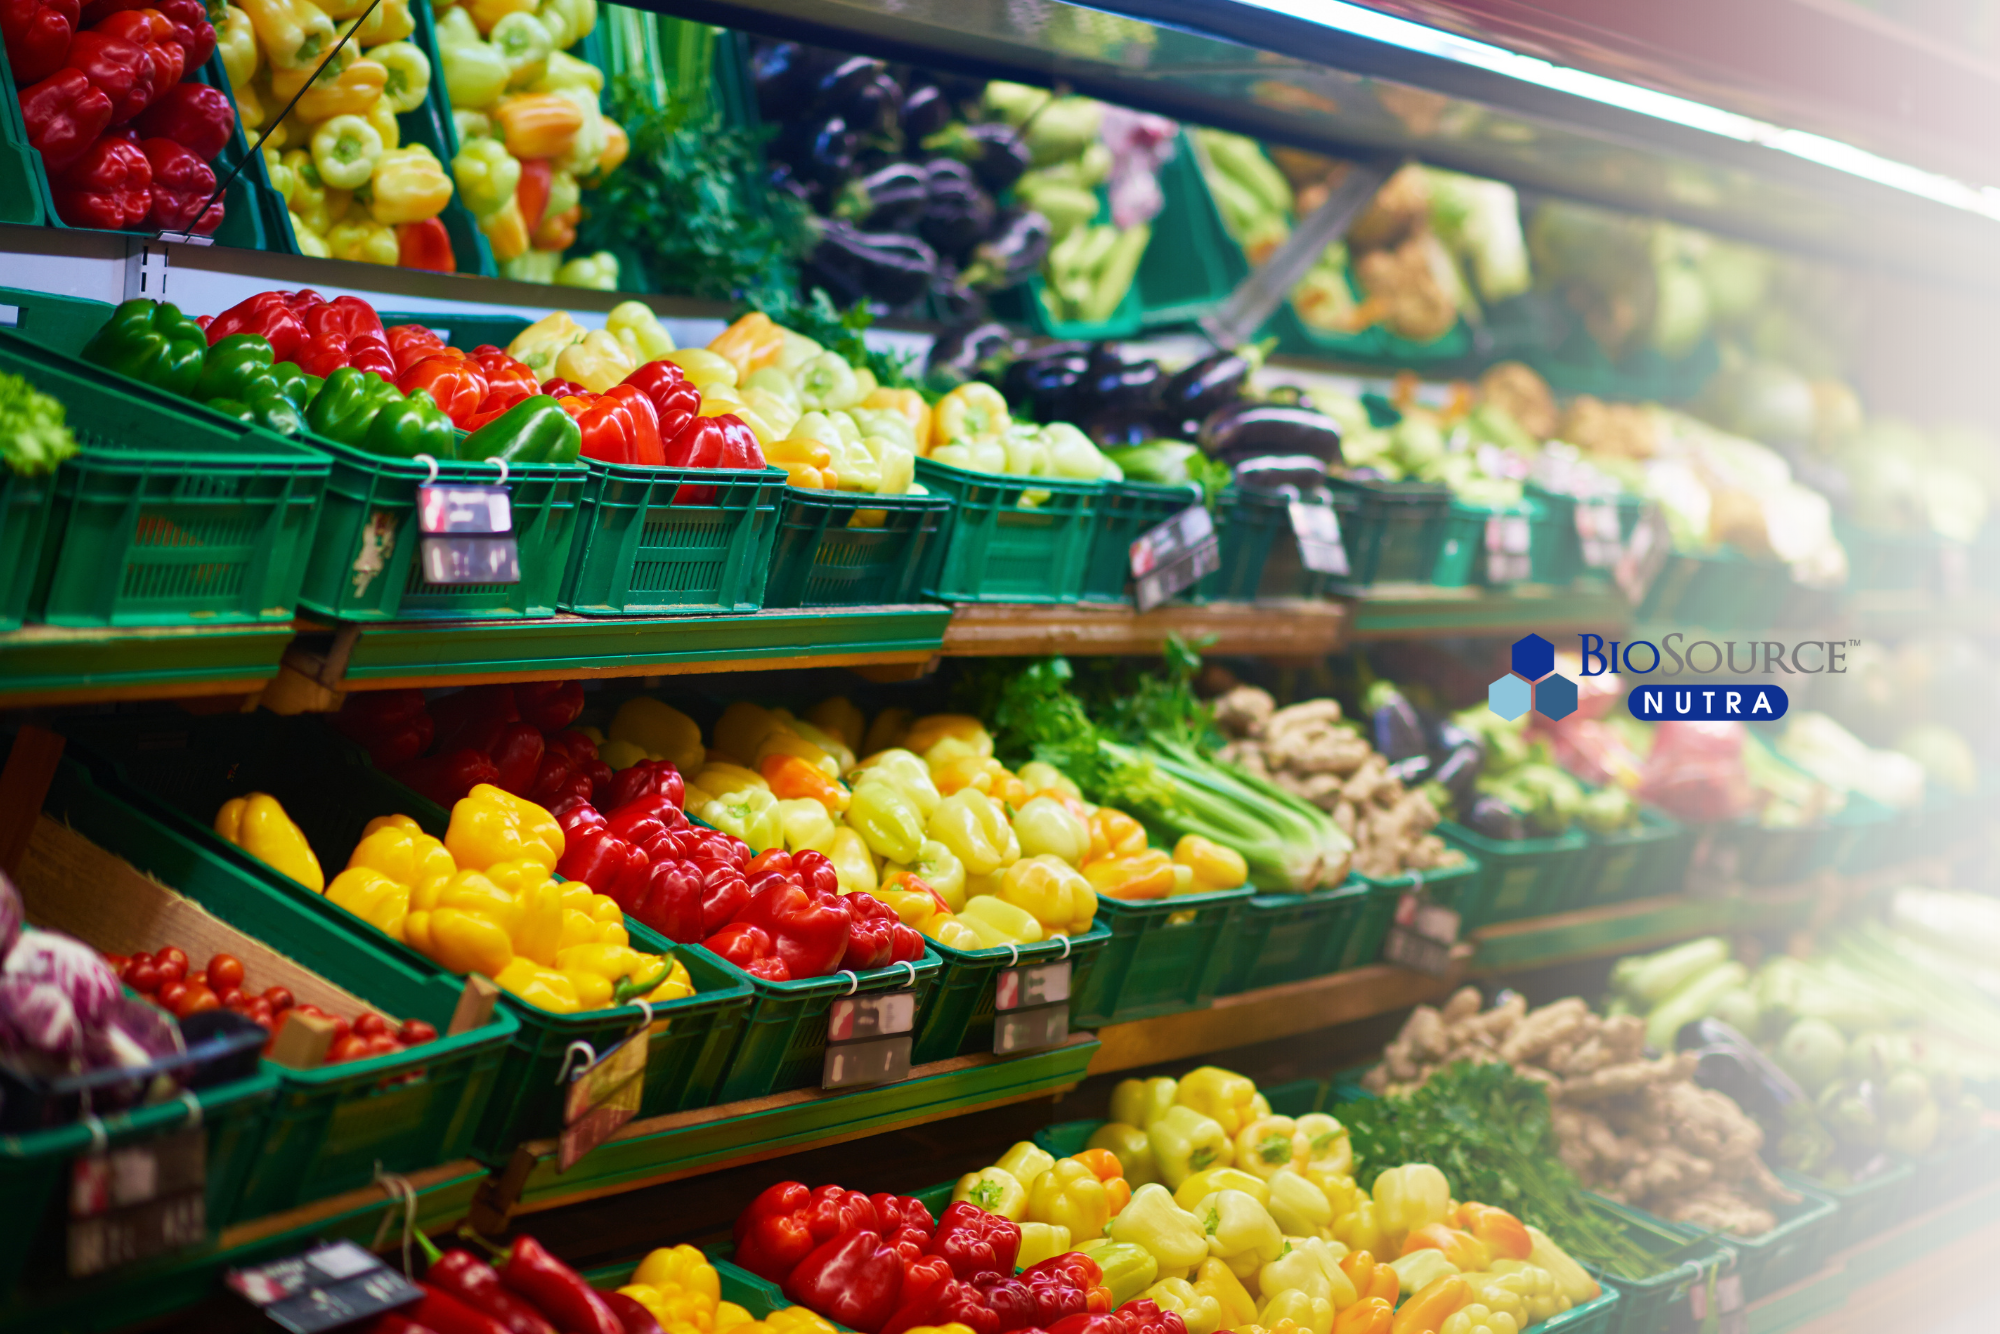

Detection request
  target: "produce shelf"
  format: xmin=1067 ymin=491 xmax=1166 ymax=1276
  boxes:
xmin=0 ymin=620 xmax=295 ymax=706
xmin=1347 ymin=584 xmax=1632 ymax=640
xmin=472 ymin=1035 xmax=1099 ymax=1226
xmin=940 ymin=600 xmax=1349 ymax=658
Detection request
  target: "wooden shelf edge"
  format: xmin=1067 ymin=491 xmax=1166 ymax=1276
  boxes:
xmin=941 ymin=600 xmax=1349 ymax=659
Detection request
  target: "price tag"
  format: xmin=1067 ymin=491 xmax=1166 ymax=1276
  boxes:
xmin=417 ymin=482 xmax=519 ymax=585
xmin=1484 ymin=513 xmax=1532 ymax=584
xmin=558 ymin=1027 xmax=649 ymax=1172
xmin=228 ymin=1240 xmax=423 ymax=1333
xmin=993 ymin=959 xmax=1072 ymax=1055
xmin=1687 ymin=1270 xmax=1745 ymax=1334
xmin=1130 ymin=504 xmax=1219 ymax=611
xmin=1615 ymin=503 xmax=1671 ymax=607
xmin=1290 ymin=502 xmax=1350 ymax=575
xmin=823 ymin=989 xmax=917 ymax=1090
xmin=1574 ymin=500 xmax=1623 ymax=569
xmin=68 ymin=1125 xmax=207 ymax=1278
xmin=1381 ymin=885 xmax=1459 ymax=977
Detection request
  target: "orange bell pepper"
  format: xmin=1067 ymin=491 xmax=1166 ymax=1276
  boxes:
xmin=1339 ymin=1251 xmax=1400 ymax=1307
xmin=1399 ymin=1224 xmax=1488 ymax=1273
xmin=495 ymin=92 xmax=583 ymax=159
xmin=1070 ymin=1148 xmax=1132 ymax=1214
xmin=1389 ymin=1275 xmax=1467 ymax=1334
xmin=1087 ymin=808 xmax=1150 ymax=862
xmin=708 ymin=312 xmax=785 ymax=384
xmin=759 ymin=752 xmax=851 ymax=815
xmin=861 ymin=387 xmax=931 ymax=457
xmin=531 ymin=203 xmax=579 ymax=250
xmin=1454 ymin=1203 xmax=1533 ymax=1262
xmin=1334 ymin=1299 xmax=1394 ymax=1334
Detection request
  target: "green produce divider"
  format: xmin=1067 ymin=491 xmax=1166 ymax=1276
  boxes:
xmin=1583 ymin=1194 xmax=1734 ymax=1334
xmin=914 ymin=458 xmax=1103 ymax=604
xmin=297 ymin=440 xmax=586 ymax=621
xmin=0 ymin=466 xmax=54 ymax=633
xmin=1069 ymin=886 xmax=1251 ymax=1027
xmin=0 ymin=64 xmax=46 ymax=226
xmin=560 ymin=462 xmax=786 ymax=616
xmin=1083 ymin=480 xmax=1203 ymax=605
xmin=1437 ymin=821 xmax=1589 ymax=931
xmin=1546 ymin=1283 xmax=1622 ymax=1334
xmin=1779 ymin=1163 xmax=1912 ymax=1259
xmin=1573 ymin=810 xmax=1690 ymax=911
xmin=911 ymin=923 xmax=1111 ymax=1064
xmin=506 ymin=1035 xmax=1099 ymax=1213
xmin=3 ymin=331 xmax=330 ymax=628
xmin=1326 ymin=476 xmax=1450 ymax=587
xmin=403 ymin=0 xmax=503 ymax=277
xmin=1134 ymin=134 xmax=1248 ymax=329
xmin=764 ymin=488 xmax=953 ymax=609
xmin=1211 ymin=880 xmax=1374 ymax=995
xmin=1193 ymin=486 xmax=1288 ymax=602
xmin=1697 ymin=1188 xmax=1839 ymax=1305
xmin=40 ymin=755 xmax=519 ymax=1219
xmin=0 ymin=1073 xmax=278 ymax=1306
xmin=714 ymin=952 xmax=943 ymax=1101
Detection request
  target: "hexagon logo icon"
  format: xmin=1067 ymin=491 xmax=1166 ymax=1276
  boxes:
xmin=1488 ymin=634 xmax=1575 ymax=723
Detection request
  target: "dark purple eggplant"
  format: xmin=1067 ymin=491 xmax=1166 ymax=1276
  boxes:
xmin=811 ymin=56 xmax=889 ymax=118
xmin=1081 ymin=346 xmax=1165 ymax=416
xmin=922 ymin=122 xmax=1030 ymax=193
xmin=804 ymin=221 xmax=937 ymax=310
xmin=1162 ymin=349 xmax=1252 ymax=423
xmin=834 ymin=161 xmax=928 ymax=231
xmin=751 ymin=42 xmax=837 ymax=124
xmin=841 ymin=71 xmax=904 ymax=139
xmin=1230 ymin=456 xmax=1330 ymax=491
xmin=1467 ymin=795 xmax=1527 ymax=841
xmin=1083 ymin=404 xmax=1175 ymax=450
xmin=900 ymin=83 xmax=952 ymax=143
xmin=1431 ymin=742 xmax=1483 ymax=815
xmin=928 ymin=266 xmax=985 ymax=326
xmin=772 ymin=115 xmax=860 ymax=190
xmin=961 ymin=208 xmax=1052 ymax=290
xmin=1198 ymin=401 xmax=1344 ymax=464
xmin=1369 ymin=684 xmax=1427 ymax=762
xmin=928 ymin=321 xmax=1017 ymax=385
xmin=1000 ymin=343 xmax=1092 ymax=420
xmin=917 ymin=159 xmax=995 ymax=261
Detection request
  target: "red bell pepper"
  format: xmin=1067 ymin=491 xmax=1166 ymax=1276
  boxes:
xmin=842 ymin=890 xmax=924 ymax=970
xmin=729 ymin=877 xmax=851 ymax=979
xmin=546 ymin=729 xmax=612 ymax=806
xmin=430 ymin=683 xmax=519 ymax=752
xmin=497 ymin=1236 xmax=622 ymax=1334
xmin=4 ymin=0 xmax=80 ymax=85
xmin=784 ymin=1229 xmax=905 ymax=1333
xmin=391 ymin=747 xmax=500 ymax=807
xmin=513 ymin=679 xmax=583 ymax=733
xmin=605 ymin=381 xmax=664 ymax=464
xmin=870 ymin=1192 xmax=936 ymax=1262
xmin=715 ymin=413 xmax=767 ymax=469
xmin=422 ymin=1249 xmax=555 ymax=1334
xmin=387 ymin=322 xmax=447 ymax=373
xmin=542 ymin=377 xmax=585 ymax=399
xmin=139 ymin=134 xmax=218 ymax=232
xmin=62 ymin=22 xmax=150 ymax=122
xmin=515 ymin=155 xmax=550 ymax=235
xmin=131 ymin=80 xmax=232 ymax=161
xmin=205 ymin=288 xmax=320 ymax=362
xmin=399 ymin=217 xmax=456 ymax=273
xmin=85 ymin=0 xmax=214 ymax=67
xmin=603 ymin=1293 xmax=666 ymax=1334
xmin=300 ymin=293 xmax=395 ymax=380
xmin=604 ymin=798 xmax=689 ymax=858
xmin=90 ymin=7 xmax=179 ymax=108
xmin=604 ymin=757 xmax=682 ymax=812
xmin=467 ymin=345 xmax=538 ymax=424
xmin=565 ymin=391 xmax=653 ymax=466
xmin=409 ymin=1284 xmax=514 ymax=1334
xmin=622 ymin=859 xmax=698 ymax=941
xmin=972 ymin=1274 xmax=1039 ymax=1334
xmin=929 ymin=1202 xmax=1020 ymax=1282
xmin=622 ymin=359 xmax=698 ymax=444
xmin=881 ymin=1255 xmax=1000 ymax=1334
xmin=704 ymin=921 xmax=787 ymax=980
xmin=400 ymin=353 xmax=488 ymax=428
xmin=1020 ymin=1253 xmax=1099 ymax=1329
xmin=486 ymin=721 xmax=544 ymax=794
xmin=333 ymin=688 xmax=435 ymax=768
xmin=555 ymin=819 xmax=650 ymax=909
xmin=50 ymin=131 xmax=150 ymax=227
xmin=1053 ymin=1300 xmax=1184 ymax=1334
xmin=19 ymin=68 xmax=112 ymax=176
xmin=661 ymin=412 xmax=724 ymax=469
xmin=794 ymin=848 xmax=839 ymax=897
xmin=527 ymin=752 xmax=592 ymax=812
xmin=735 ymin=1183 xmax=875 ymax=1285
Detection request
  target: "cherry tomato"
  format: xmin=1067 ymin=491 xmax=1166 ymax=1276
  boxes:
xmin=364 ymin=1034 xmax=401 ymax=1057
xmin=353 ymin=1012 xmax=389 ymax=1039
xmin=217 ymin=987 xmax=246 ymax=1008
xmin=155 ymin=957 xmax=185 ymax=987
xmin=326 ymin=1034 xmax=370 ymax=1064
xmin=156 ymin=980 xmax=189 ymax=1010
xmin=207 ymin=954 xmax=245 ymax=992
xmin=157 ymin=945 xmax=188 ymax=970
xmin=174 ymin=986 xmax=219 ymax=1018
xmin=189 ymin=971 xmax=207 ymax=989
xmin=264 ymin=987 xmax=295 ymax=1012
xmin=127 ymin=961 xmax=162 ymax=994
xmin=247 ymin=1000 xmax=275 ymax=1028
xmin=102 ymin=953 xmax=128 ymax=974
xmin=328 ymin=1014 xmax=351 ymax=1044
xmin=123 ymin=951 xmax=152 ymax=974
xmin=398 ymin=1019 xmax=438 ymax=1045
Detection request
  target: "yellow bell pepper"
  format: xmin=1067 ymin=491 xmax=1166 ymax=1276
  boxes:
xmin=995 ymin=855 xmax=1097 ymax=936
xmin=403 ymin=869 xmax=520 ymax=977
xmin=1110 ymin=1077 xmax=1179 ymax=1129
xmin=325 ymin=868 xmax=411 ymax=937
xmin=701 ymin=788 xmax=784 ymax=854
xmin=847 ymin=776 xmax=930 ymax=865
xmin=507 ymin=310 xmax=590 ymax=381
xmin=1107 ymin=1183 xmax=1211 ymax=1278
xmin=712 ymin=699 xmax=784 ymax=764
xmin=1267 ymin=1169 xmax=1335 ymax=1238
xmin=1259 ymin=1289 xmax=1333 ymax=1334
xmin=1388 ymin=1251 xmax=1460 ymax=1299
xmin=773 ymin=798 xmax=838 ymax=856
xmin=292 ymin=56 xmax=387 ymax=121
xmin=875 ymin=871 xmax=954 ymax=935
xmin=849 ymin=749 xmax=940 ymax=814
xmin=1329 ymin=1193 xmax=1386 ymax=1259
xmin=1077 ymin=1241 xmax=1159 ymax=1307
xmin=766 ymin=438 xmax=837 ymax=490
xmin=311 ymin=113 xmax=384 ymax=190
xmin=952 ymin=1166 xmax=1027 ymax=1221
xmin=239 ymin=0 xmax=337 ymax=69
xmin=493 ymin=90 xmax=582 ymax=157
xmin=1016 ymin=1222 xmax=1073 ymax=1270
xmin=1451 ymin=1272 xmax=1531 ymax=1328
xmin=697 ymin=762 xmax=769 ymax=798
xmin=1173 ymin=1167 xmax=1269 ymax=1211
xmin=882 ymin=839 xmax=966 ymax=911
xmin=1149 ymin=1104 xmax=1233 ymax=1189
xmin=218 ymin=4 xmax=258 ymax=86
xmin=605 ymin=299 xmax=673 ymax=365
xmin=364 ymin=91 xmax=401 ymax=151
xmin=823 ymin=826 xmax=878 ymax=896
xmin=325 ymin=813 xmax=456 ymax=934
xmin=493 ymin=956 xmax=580 ymax=1012
xmin=1012 ymin=796 xmax=1090 ymax=864
xmin=214 ymin=793 xmax=324 ymax=891
xmin=1192 ymin=1258 xmax=1259 ymax=1331
xmin=1437 ymin=1307 xmax=1517 ymax=1334
xmin=1234 ymin=1116 xmax=1309 ymax=1180
xmin=606 ymin=696 xmax=705 ymax=774
xmin=669 ymin=347 xmax=738 ymax=389
xmin=555 ymin=943 xmax=688 ymax=1011
xmin=902 ymin=714 xmax=991 ymax=758
xmin=1373 ymin=1165 xmax=1452 ymax=1253
xmin=326 ymin=214 xmax=400 ymax=265
xmin=1194 ymin=1189 xmax=1283 ymax=1279
xmin=367 ymin=144 xmax=453 ymax=224
xmin=930 ymin=382 xmax=1010 ymax=453
xmin=1026 ymin=1158 xmax=1112 ymax=1239
xmin=1177 ymin=1066 xmax=1261 ymax=1137
xmin=956 ymin=894 xmax=1043 ymax=947
xmin=1083 ymin=850 xmax=1177 ymax=901
xmin=1146 ymin=1279 xmax=1221 ymax=1334
xmin=447 ymin=783 xmax=563 ymax=872
xmin=1297 ymin=1113 xmax=1354 ymax=1177
xmin=1174 ymin=834 xmax=1248 ymax=892
xmin=928 ymin=788 xmax=1016 ymax=877
xmin=861 ymin=387 xmax=931 ymax=457
xmin=1484 ymin=1262 xmax=1565 ymax=1324
xmin=1087 ymin=1122 xmax=1158 ymax=1188
xmin=553 ymin=328 xmax=637 ymax=393
xmin=436 ymin=6 xmax=510 ymax=109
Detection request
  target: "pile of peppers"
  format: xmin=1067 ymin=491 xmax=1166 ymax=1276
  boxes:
xmin=403 ymin=1231 xmax=652 ymax=1334
xmin=618 ymin=1244 xmax=839 ymax=1334
xmin=734 ymin=1180 xmax=1160 ymax=1334
xmin=10 ymin=0 xmax=235 ymax=231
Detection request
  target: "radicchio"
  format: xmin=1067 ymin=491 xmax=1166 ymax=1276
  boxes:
xmin=0 ymin=975 xmax=82 ymax=1063
xmin=4 ymin=926 xmax=121 ymax=1025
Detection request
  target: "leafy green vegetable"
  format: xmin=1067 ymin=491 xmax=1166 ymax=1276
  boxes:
xmin=0 ymin=371 xmax=79 ymax=476
xmin=752 ymin=287 xmax=920 ymax=393
xmin=1335 ymin=1061 xmax=1667 ymax=1279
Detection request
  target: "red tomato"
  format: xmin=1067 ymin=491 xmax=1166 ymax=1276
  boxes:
xmin=264 ymin=987 xmax=295 ymax=1012
xmin=398 ymin=1019 xmax=439 ymax=1045
xmin=326 ymin=1034 xmax=370 ymax=1064
xmin=189 ymin=971 xmax=207 ymax=989
xmin=207 ymin=954 xmax=246 ymax=992
xmin=353 ymin=1012 xmax=389 ymax=1039
xmin=365 ymin=1035 xmax=401 ymax=1057
xmin=102 ymin=953 xmax=128 ymax=974
xmin=247 ymin=1000 xmax=275 ymax=1028
xmin=155 ymin=957 xmax=186 ymax=987
xmin=174 ymin=986 xmax=219 ymax=1018
xmin=157 ymin=945 xmax=188 ymax=970
xmin=156 ymin=980 xmax=189 ymax=1010
xmin=127 ymin=961 xmax=162 ymax=994
xmin=123 ymin=951 xmax=153 ymax=973
xmin=217 ymin=987 xmax=246 ymax=1008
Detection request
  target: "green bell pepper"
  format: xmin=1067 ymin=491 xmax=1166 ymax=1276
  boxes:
xmin=194 ymin=333 xmax=277 ymax=404
xmin=270 ymin=362 xmax=316 ymax=410
xmin=456 ymin=393 xmax=580 ymax=464
xmin=305 ymin=365 xmax=395 ymax=446
xmin=242 ymin=381 xmax=303 ymax=435
xmin=80 ymin=299 xmax=208 ymax=398
xmin=363 ymin=386 xmax=457 ymax=459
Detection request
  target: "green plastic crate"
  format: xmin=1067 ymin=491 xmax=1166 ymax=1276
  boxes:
xmin=39 ymin=755 xmax=518 ymax=1219
xmin=1780 ymin=1163 xmax=1912 ymax=1256
xmin=1583 ymin=1194 xmax=1735 ymax=1334
xmin=1835 ymin=518 xmax=1937 ymax=593
xmin=1574 ymin=810 xmax=1690 ymax=910
xmin=0 ymin=466 xmax=54 ymax=631
xmin=1326 ymin=476 xmax=1450 ymax=587
xmin=561 ymin=462 xmax=785 ymax=616
xmin=0 ymin=285 xmax=113 ymax=356
xmin=764 ymin=487 xmax=952 ymax=609
xmin=1247 ymin=491 xmax=1341 ymax=601
xmin=1351 ymin=857 xmax=1482 ymax=963
xmin=1135 ymin=134 xmax=1248 ymax=329
xmin=1082 ymin=479 xmax=1203 ymax=604
xmin=1437 ymin=822 xmax=1589 ymax=930
xmin=1212 ymin=880 xmax=1373 ymax=996
xmin=1070 ymin=886 xmax=1251 ymax=1027
xmin=0 ymin=62 xmax=46 ymax=226
xmin=914 ymin=456 xmax=1103 ymax=604
xmin=1192 ymin=486 xmax=1288 ymax=602
xmin=714 ymin=951 xmax=943 ymax=1101
xmin=1708 ymin=1187 xmax=1838 ymax=1303
xmin=585 ymin=1255 xmax=787 ymax=1309
xmin=0 ymin=1072 xmax=276 ymax=1301
xmin=296 ymin=441 xmax=585 ymax=621
xmin=5 ymin=331 xmax=329 ymax=627
xmin=1546 ymin=1281 xmax=1622 ymax=1334
xmin=910 ymin=923 xmax=1110 ymax=1064
xmin=1432 ymin=496 xmax=1564 ymax=588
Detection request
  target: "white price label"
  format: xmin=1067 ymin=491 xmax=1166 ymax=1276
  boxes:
xmin=1290 ymin=502 xmax=1349 ymax=575
xmin=417 ymin=483 xmax=512 ymax=535
xmin=822 ymin=989 xmax=919 ymax=1089
xmin=559 ymin=1026 xmax=649 ymax=1172
xmin=1484 ymin=514 xmax=1532 ymax=584
xmin=1381 ymin=888 xmax=1460 ymax=977
xmin=1574 ymin=500 xmax=1623 ymax=569
xmin=993 ymin=959 xmax=1073 ymax=1056
xmin=1131 ymin=505 xmax=1219 ymax=611
xmin=68 ymin=1126 xmax=207 ymax=1278
xmin=420 ymin=534 xmax=521 ymax=585
xmin=228 ymin=1241 xmax=424 ymax=1333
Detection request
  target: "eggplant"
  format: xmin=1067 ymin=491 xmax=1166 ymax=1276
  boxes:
xmin=811 ymin=56 xmax=889 ymax=118
xmin=999 ymin=342 xmax=1091 ymax=419
xmin=1083 ymin=404 xmax=1175 ymax=451
xmin=1161 ymin=349 xmax=1252 ymax=424
xmin=922 ymin=122 xmax=1030 ymax=193
xmin=917 ymin=159 xmax=995 ymax=261
xmin=804 ymin=221 xmax=937 ymax=309
xmin=1198 ymin=401 xmax=1344 ymax=465
xmin=834 ymin=161 xmax=928 ymax=231
xmin=1080 ymin=346 xmax=1165 ymax=417
xmin=1230 ymin=455 xmax=1330 ymax=492
xmin=1368 ymin=683 xmax=1427 ymax=762
xmin=751 ymin=42 xmax=837 ymax=124
xmin=900 ymin=82 xmax=953 ymax=143
xmin=928 ymin=266 xmax=985 ymax=326
xmin=841 ymin=71 xmax=904 ymax=139
xmin=961 ymin=207 xmax=1052 ymax=291
xmin=1431 ymin=742 xmax=1483 ymax=816
xmin=1467 ymin=795 xmax=1527 ymax=842
xmin=927 ymin=321 xmax=1017 ymax=385
xmin=772 ymin=115 xmax=860 ymax=191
